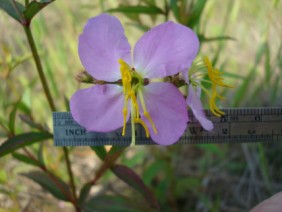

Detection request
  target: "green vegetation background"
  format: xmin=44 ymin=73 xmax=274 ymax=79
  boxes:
xmin=0 ymin=0 xmax=281 ymax=211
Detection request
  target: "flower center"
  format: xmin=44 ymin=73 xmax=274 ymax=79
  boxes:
xmin=118 ymin=59 xmax=157 ymax=145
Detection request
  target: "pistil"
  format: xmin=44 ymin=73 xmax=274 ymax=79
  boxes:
xmin=118 ymin=59 xmax=158 ymax=144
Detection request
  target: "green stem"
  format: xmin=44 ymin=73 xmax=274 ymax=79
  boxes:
xmin=164 ymin=0 xmax=169 ymax=21
xmin=63 ymin=147 xmax=78 ymax=203
xmin=23 ymin=26 xmax=56 ymax=111
xmin=23 ymin=25 xmax=79 ymax=209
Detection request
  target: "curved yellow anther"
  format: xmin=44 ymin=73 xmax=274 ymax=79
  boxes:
xmin=122 ymin=108 xmax=128 ymax=136
xmin=204 ymin=57 xmax=232 ymax=88
xmin=119 ymin=58 xmax=157 ymax=145
xmin=129 ymin=90 xmax=139 ymax=118
xmin=134 ymin=118 xmax=149 ymax=137
xmin=209 ymin=89 xmax=225 ymax=117
xmin=204 ymin=56 xmax=233 ymax=117
xmin=119 ymin=59 xmax=132 ymax=136
xmin=144 ymin=112 xmax=157 ymax=134
xmin=138 ymin=90 xmax=157 ymax=134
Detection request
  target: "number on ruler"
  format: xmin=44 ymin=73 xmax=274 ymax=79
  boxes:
xmin=254 ymin=115 xmax=262 ymax=121
xmin=248 ymin=129 xmax=256 ymax=135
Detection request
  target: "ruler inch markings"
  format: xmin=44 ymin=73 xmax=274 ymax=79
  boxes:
xmin=53 ymin=107 xmax=282 ymax=146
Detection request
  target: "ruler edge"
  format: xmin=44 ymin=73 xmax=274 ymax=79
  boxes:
xmin=52 ymin=107 xmax=282 ymax=146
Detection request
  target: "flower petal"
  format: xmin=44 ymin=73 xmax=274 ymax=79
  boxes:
xmin=139 ymin=83 xmax=188 ymax=145
xmin=70 ymin=84 xmax=127 ymax=132
xmin=187 ymin=85 xmax=213 ymax=130
xmin=133 ymin=21 xmax=199 ymax=78
xmin=79 ymin=14 xmax=131 ymax=82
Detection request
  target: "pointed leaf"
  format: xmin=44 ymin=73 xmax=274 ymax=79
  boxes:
xmin=143 ymin=160 xmax=166 ymax=185
xmin=37 ymin=142 xmax=45 ymax=166
xmin=126 ymin=23 xmax=150 ymax=32
xmin=9 ymin=100 xmax=20 ymax=135
xmin=107 ymin=146 xmax=127 ymax=158
xmin=107 ymin=5 xmax=163 ymax=14
xmin=21 ymin=171 xmax=72 ymax=201
xmin=90 ymin=146 xmax=107 ymax=160
xmin=186 ymin=0 xmax=207 ymax=28
xmin=12 ymin=152 xmax=41 ymax=167
xmin=0 ymin=0 xmax=25 ymax=23
xmin=17 ymin=101 xmax=31 ymax=115
xmin=0 ymin=132 xmax=52 ymax=157
xmin=112 ymin=164 xmax=159 ymax=209
xmin=198 ymin=34 xmax=236 ymax=43
xmin=169 ymin=0 xmax=180 ymax=21
xmin=93 ymin=146 xmax=126 ymax=182
xmin=78 ymin=182 xmax=92 ymax=206
xmin=64 ymin=96 xmax=70 ymax=111
xmin=19 ymin=114 xmax=49 ymax=131
xmin=23 ymin=0 xmax=55 ymax=22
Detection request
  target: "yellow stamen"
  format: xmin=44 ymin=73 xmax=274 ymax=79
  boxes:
xmin=119 ymin=59 xmax=158 ymax=145
xmin=203 ymin=56 xmax=233 ymax=117
xmin=134 ymin=118 xmax=149 ymax=137
xmin=144 ymin=112 xmax=157 ymax=134
xmin=131 ymin=102 xmax=136 ymax=146
xmin=122 ymin=108 xmax=127 ymax=136
xmin=138 ymin=90 xmax=158 ymax=134
xmin=209 ymin=88 xmax=225 ymax=117
xmin=129 ymin=90 xmax=139 ymax=118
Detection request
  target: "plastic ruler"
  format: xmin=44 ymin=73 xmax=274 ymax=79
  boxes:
xmin=53 ymin=107 xmax=282 ymax=146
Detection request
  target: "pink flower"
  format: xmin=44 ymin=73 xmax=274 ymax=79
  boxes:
xmin=70 ymin=14 xmax=199 ymax=145
xmin=187 ymin=85 xmax=213 ymax=130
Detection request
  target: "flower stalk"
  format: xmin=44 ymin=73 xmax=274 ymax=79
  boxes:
xmin=23 ymin=25 xmax=79 ymax=211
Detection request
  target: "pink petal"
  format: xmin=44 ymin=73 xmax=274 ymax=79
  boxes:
xmin=79 ymin=14 xmax=131 ymax=82
xmin=187 ymin=85 xmax=213 ymax=130
xmin=133 ymin=21 xmax=199 ymax=78
xmin=70 ymin=84 xmax=127 ymax=132
xmin=139 ymin=83 xmax=188 ymax=145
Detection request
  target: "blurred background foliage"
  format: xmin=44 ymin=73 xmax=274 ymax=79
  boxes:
xmin=0 ymin=0 xmax=282 ymax=211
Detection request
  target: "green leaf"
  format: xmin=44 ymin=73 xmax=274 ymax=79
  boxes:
xmin=112 ymin=164 xmax=159 ymax=209
xmin=126 ymin=23 xmax=150 ymax=32
xmin=107 ymin=5 xmax=163 ymax=15
xmin=9 ymin=100 xmax=20 ymax=135
xmin=186 ymin=0 xmax=207 ymax=28
xmin=21 ymin=171 xmax=72 ymax=201
xmin=23 ymin=0 xmax=54 ymax=22
xmin=175 ymin=177 xmax=201 ymax=196
xmin=143 ymin=160 xmax=166 ymax=185
xmin=64 ymin=96 xmax=70 ymax=111
xmin=37 ymin=142 xmax=45 ymax=166
xmin=0 ymin=0 xmax=25 ymax=23
xmin=0 ymin=132 xmax=52 ymax=157
xmin=198 ymin=35 xmax=236 ymax=43
xmin=19 ymin=114 xmax=48 ymax=131
xmin=196 ymin=144 xmax=224 ymax=157
xmin=142 ymin=0 xmax=157 ymax=6
xmin=78 ymin=182 xmax=92 ymax=206
xmin=90 ymin=146 xmax=107 ymax=160
xmin=0 ymin=118 xmax=9 ymax=136
xmin=83 ymin=195 xmax=149 ymax=212
xmin=12 ymin=152 xmax=41 ymax=167
xmin=93 ymin=146 xmax=126 ymax=182
xmin=107 ymin=146 xmax=127 ymax=157
xmin=169 ymin=0 xmax=180 ymax=22
xmin=17 ymin=101 xmax=31 ymax=115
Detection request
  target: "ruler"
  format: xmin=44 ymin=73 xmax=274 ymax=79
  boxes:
xmin=53 ymin=107 xmax=282 ymax=146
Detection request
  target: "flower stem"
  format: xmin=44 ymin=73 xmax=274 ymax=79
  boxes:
xmin=23 ymin=26 xmax=56 ymax=111
xmin=23 ymin=25 xmax=78 ymax=209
